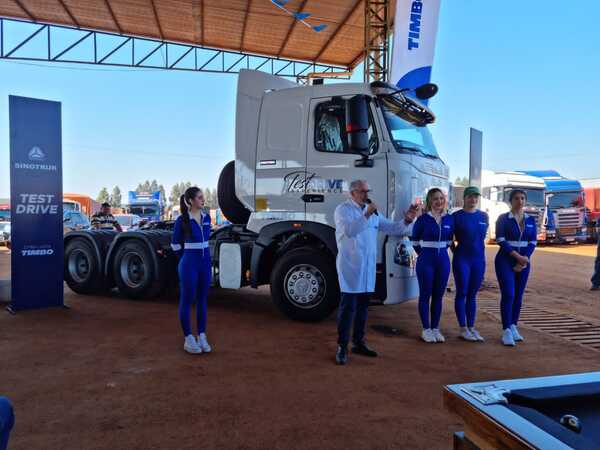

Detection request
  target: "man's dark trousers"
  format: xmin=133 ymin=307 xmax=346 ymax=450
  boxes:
xmin=592 ymin=238 xmax=600 ymax=288
xmin=337 ymin=292 xmax=370 ymax=346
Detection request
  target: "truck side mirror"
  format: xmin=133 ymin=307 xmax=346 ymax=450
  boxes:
xmin=415 ymin=83 xmax=438 ymax=100
xmin=345 ymin=95 xmax=369 ymax=155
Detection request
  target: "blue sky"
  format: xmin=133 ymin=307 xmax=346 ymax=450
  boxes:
xmin=1 ymin=0 xmax=599 ymax=200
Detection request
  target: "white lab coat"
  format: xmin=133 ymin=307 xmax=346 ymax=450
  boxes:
xmin=334 ymin=199 xmax=413 ymax=293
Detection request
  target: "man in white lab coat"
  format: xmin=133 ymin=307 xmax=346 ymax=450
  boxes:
xmin=334 ymin=179 xmax=417 ymax=365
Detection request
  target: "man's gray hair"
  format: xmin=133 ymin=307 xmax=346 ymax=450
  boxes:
xmin=349 ymin=179 xmax=368 ymax=192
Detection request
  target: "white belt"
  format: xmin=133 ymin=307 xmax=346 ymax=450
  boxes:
xmin=504 ymin=240 xmax=537 ymax=247
xmin=170 ymin=242 xmax=209 ymax=251
xmin=412 ymin=240 xmax=452 ymax=249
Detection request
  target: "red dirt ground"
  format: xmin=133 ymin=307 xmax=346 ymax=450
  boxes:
xmin=1 ymin=245 xmax=599 ymax=449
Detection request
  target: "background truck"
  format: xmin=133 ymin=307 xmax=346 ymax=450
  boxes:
xmin=480 ymin=170 xmax=547 ymax=242
xmin=582 ymin=178 xmax=600 ymax=242
xmin=127 ymin=191 xmax=164 ymax=223
xmin=63 ymin=69 xmax=448 ymax=321
xmin=63 ymin=193 xmax=100 ymax=218
xmin=518 ymin=170 xmax=587 ymax=243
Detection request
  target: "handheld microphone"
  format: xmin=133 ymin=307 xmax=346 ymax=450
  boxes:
xmin=365 ymin=198 xmax=378 ymax=216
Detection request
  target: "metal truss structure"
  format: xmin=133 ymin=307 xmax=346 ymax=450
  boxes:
xmin=363 ymin=0 xmax=390 ymax=83
xmin=0 ymin=17 xmax=344 ymax=78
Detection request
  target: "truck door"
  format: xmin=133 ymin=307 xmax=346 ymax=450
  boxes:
xmin=255 ymin=89 xmax=308 ymax=219
xmin=305 ymin=97 xmax=387 ymax=227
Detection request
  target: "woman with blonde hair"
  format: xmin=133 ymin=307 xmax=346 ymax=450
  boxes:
xmin=411 ymin=188 xmax=454 ymax=343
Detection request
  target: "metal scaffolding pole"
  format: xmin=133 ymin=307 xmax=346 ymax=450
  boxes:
xmin=0 ymin=17 xmax=344 ymax=78
xmin=363 ymin=0 xmax=390 ymax=83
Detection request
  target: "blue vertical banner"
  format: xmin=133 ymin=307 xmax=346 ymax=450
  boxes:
xmin=9 ymin=96 xmax=64 ymax=312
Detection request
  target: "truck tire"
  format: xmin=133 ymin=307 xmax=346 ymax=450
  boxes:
xmin=112 ymin=240 xmax=162 ymax=299
xmin=217 ymin=160 xmax=251 ymax=225
xmin=64 ymin=238 xmax=104 ymax=295
xmin=270 ymin=247 xmax=339 ymax=322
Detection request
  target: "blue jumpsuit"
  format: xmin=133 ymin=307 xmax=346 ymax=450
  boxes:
xmin=412 ymin=213 xmax=455 ymax=330
xmin=452 ymin=210 xmax=489 ymax=328
xmin=171 ymin=212 xmax=212 ymax=337
xmin=495 ymin=212 xmax=537 ymax=330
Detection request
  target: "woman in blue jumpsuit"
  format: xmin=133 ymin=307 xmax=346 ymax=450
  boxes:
xmin=452 ymin=186 xmax=488 ymax=342
xmin=412 ymin=188 xmax=454 ymax=343
xmin=495 ymin=189 xmax=537 ymax=346
xmin=171 ymin=187 xmax=213 ymax=354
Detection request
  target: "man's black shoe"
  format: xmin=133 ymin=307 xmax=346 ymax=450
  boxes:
xmin=352 ymin=341 xmax=378 ymax=357
xmin=335 ymin=345 xmax=348 ymax=365
xmin=591 ymin=285 xmax=600 ymax=291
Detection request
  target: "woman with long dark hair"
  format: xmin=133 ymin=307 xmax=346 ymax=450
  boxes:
xmin=495 ymin=189 xmax=537 ymax=346
xmin=171 ymin=187 xmax=213 ymax=354
xmin=411 ymin=188 xmax=454 ymax=343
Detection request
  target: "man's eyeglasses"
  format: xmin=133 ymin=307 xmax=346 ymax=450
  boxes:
xmin=354 ymin=189 xmax=371 ymax=194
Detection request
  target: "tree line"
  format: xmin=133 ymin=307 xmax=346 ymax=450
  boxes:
xmin=96 ymin=180 xmax=218 ymax=209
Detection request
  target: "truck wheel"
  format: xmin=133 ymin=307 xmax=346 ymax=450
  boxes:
xmin=270 ymin=247 xmax=339 ymax=322
xmin=112 ymin=240 xmax=162 ymax=299
xmin=217 ymin=160 xmax=251 ymax=225
xmin=64 ymin=238 xmax=104 ymax=295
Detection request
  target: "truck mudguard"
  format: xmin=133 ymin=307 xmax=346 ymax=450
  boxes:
xmin=250 ymin=221 xmax=337 ymax=287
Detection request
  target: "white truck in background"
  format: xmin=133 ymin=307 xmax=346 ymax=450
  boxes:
xmin=481 ymin=170 xmax=547 ymax=242
xmin=63 ymin=69 xmax=449 ymax=321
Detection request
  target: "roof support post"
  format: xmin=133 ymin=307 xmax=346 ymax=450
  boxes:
xmin=363 ymin=0 xmax=389 ymax=83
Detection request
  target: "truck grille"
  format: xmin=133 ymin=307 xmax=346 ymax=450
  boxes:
xmin=557 ymin=212 xmax=581 ymax=228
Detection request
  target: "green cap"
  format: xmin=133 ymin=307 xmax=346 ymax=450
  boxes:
xmin=463 ymin=186 xmax=481 ymax=198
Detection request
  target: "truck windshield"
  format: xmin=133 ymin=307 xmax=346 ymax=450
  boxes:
xmin=548 ymin=191 xmax=583 ymax=209
xmin=0 ymin=210 xmax=10 ymax=221
xmin=503 ymin=188 xmax=545 ymax=207
xmin=130 ymin=206 xmax=158 ymax=216
xmin=378 ymin=96 xmax=439 ymax=158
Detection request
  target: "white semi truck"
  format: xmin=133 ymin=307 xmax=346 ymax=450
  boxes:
xmin=63 ymin=70 xmax=449 ymax=321
xmin=481 ymin=170 xmax=547 ymax=242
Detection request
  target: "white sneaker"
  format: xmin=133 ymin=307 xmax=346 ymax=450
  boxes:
xmin=460 ymin=327 xmax=477 ymax=342
xmin=421 ymin=328 xmax=436 ymax=343
xmin=511 ymin=325 xmax=524 ymax=342
xmin=502 ymin=329 xmax=516 ymax=346
xmin=184 ymin=334 xmax=202 ymax=354
xmin=469 ymin=328 xmax=485 ymax=342
xmin=432 ymin=328 xmax=445 ymax=343
xmin=198 ymin=333 xmax=212 ymax=353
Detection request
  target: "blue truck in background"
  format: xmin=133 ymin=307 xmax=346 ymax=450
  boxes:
xmin=127 ymin=191 xmax=164 ymax=223
xmin=518 ymin=170 xmax=587 ymax=243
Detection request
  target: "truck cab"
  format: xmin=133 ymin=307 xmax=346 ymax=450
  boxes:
xmin=481 ymin=171 xmax=547 ymax=242
xmin=127 ymin=191 xmax=164 ymax=223
xmin=216 ymin=70 xmax=449 ymax=318
xmin=518 ymin=171 xmax=587 ymax=243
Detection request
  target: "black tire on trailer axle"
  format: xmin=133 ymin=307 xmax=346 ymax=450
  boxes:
xmin=64 ymin=238 xmax=105 ymax=295
xmin=270 ymin=247 xmax=339 ymax=322
xmin=217 ymin=160 xmax=251 ymax=225
xmin=112 ymin=240 xmax=162 ymax=299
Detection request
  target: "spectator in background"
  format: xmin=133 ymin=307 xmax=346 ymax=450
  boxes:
xmin=591 ymin=233 xmax=600 ymax=291
xmin=91 ymin=203 xmax=123 ymax=232
xmin=0 ymin=397 xmax=14 ymax=450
